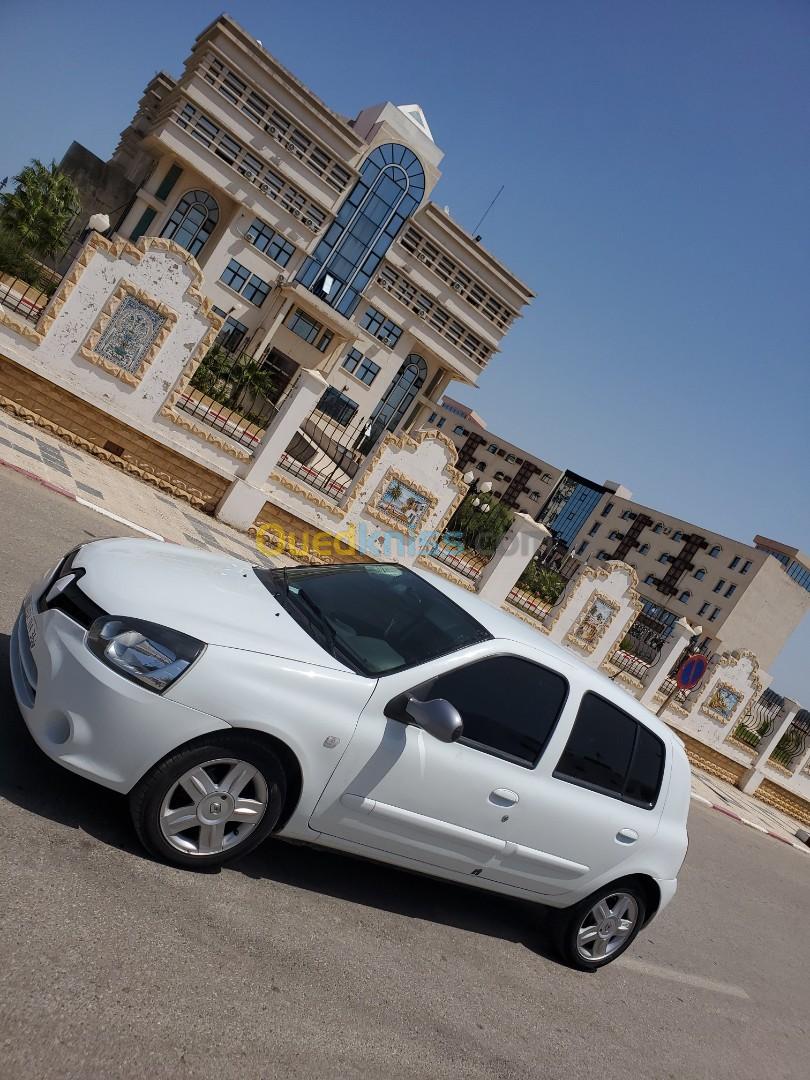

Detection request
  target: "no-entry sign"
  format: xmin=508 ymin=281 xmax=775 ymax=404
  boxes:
xmin=677 ymin=654 xmax=709 ymax=691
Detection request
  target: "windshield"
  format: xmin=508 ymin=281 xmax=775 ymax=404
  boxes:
xmin=254 ymin=563 xmax=491 ymax=677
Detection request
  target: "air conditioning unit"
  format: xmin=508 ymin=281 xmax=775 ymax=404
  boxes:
xmin=418 ymin=252 xmax=430 ymax=264
xmin=291 ymin=208 xmax=301 ymax=218
xmin=417 ymin=308 xmax=428 ymax=319
xmin=267 ymin=125 xmax=277 ymax=135
xmin=302 ymin=218 xmax=313 ymax=229
xmin=451 ymin=281 xmax=463 ymax=292
xmin=377 ymin=277 xmax=390 ymax=290
xmin=258 ymin=182 xmax=269 ymax=194
xmin=245 ymin=234 xmax=256 ymax=245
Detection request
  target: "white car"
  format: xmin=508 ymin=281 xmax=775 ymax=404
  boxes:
xmin=11 ymin=538 xmax=690 ymax=970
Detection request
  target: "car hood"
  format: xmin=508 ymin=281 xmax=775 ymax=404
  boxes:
xmin=73 ymin=538 xmax=352 ymax=672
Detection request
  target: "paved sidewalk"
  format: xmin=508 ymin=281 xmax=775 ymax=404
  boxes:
xmin=0 ymin=406 xmax=286 ymax=566
xmin=691 ymin=769 xmax=808 ymax=852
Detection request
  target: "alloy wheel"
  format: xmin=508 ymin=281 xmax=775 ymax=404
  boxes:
xmin=158 ymin=757 xmax=269 ymax=856
xmin=575 ymin=892 xmax=639 ymax=962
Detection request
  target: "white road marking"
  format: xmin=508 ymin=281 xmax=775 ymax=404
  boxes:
xmin=741 ymin=818 xmax=769 ymax=833
xmin=74 ymin=498 xmax=165 ymax=541
xmin=619 ymin=958 xmax=750 ymax=999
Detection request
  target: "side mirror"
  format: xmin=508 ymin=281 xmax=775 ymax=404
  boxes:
xmin=404 ymin=696 xmax=463 ymax=743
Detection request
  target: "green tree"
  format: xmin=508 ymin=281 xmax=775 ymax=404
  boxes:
xmin=448 ymin=492 xmax=514 ymax=555
xmin=0 ymin=159 xmax=81 ymax=265
xmin=517 ymin=559 xmax=567 ymax=603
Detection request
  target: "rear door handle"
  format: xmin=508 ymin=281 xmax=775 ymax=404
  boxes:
xmin=616 ymin=828 xmax=639 ymax=844
xmin=490 ymin=788 xmax=519 ymax=807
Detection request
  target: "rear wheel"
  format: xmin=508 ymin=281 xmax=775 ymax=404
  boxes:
xmin=555 ymin=883 xmax=646 ymax=971
xmin=130 ymin=737 xmax=286 ymax=870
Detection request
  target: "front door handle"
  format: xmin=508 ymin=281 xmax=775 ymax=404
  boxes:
xmin=616 ymin=828 xmax=639 ymax=844
xmin=490 ymin=788 xmax=519 ymax=807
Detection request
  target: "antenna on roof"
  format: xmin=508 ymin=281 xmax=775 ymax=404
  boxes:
xmin=472 ymin=184 xmax=505 ymax=238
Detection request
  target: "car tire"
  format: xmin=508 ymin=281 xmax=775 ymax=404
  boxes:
xmin=554 ymin=881 xmax=647 ymax=971
xmin=129 ymin=735 xmax=287 ymax=870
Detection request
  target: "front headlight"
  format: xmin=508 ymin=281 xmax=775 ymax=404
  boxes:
xmin=87 ymin=617 xmax=205 ymax=693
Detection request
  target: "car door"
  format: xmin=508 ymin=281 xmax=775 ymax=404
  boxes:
xmin=309 ymin=641 xmax=580 ymax=888
xmin=480 ymin=676 xmax=672 ymax=897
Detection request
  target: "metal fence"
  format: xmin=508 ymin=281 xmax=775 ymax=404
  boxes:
xmin=732 ymin=689 xmax=784 ymax=753
xmin=426 ymin=539 xmax=488 ymax=583
xmin=178 ymin=344 xmax=297 ymax=450
xmin=277 ymin=392 xmax=385 ymax=501
xmin=769 ymin=709 xmax=810 ymax=770
xmin=0 ymin=273 xmax=52 ymax=323
xmin=504 ymin=583 xmax=556 ymax=620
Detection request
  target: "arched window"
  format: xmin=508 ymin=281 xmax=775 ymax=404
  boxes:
xmin=709 ymin=545 xmax=722 ymax=558
xmin=639 ymin=543 xmax=650 ymax=555
xmin=644 ymin=574 xmax=655 ymax=585
xmin=370 ymin=353 xmax=427 ymax=435
xmin=678 ymin=591 xmax=691 ymax=604
xmin=694 ymin=568 xmax=706 ymax=581
xmin=653 ymin=522 xmax=664 ymax=534
xmin=161 ymin=190 xmax=219 ymax=257
xmin=297 ymin=143 xmax=425 ymax=317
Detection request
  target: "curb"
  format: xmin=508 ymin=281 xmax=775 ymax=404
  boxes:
xmin=0 ymin=456 xmax=167 ymax=542
xmin=690 ymin=792 xmax=808 ymax=852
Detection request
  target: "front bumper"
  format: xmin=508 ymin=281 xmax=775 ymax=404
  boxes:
xmin=9 ymin=594 xmax=231 ymax=794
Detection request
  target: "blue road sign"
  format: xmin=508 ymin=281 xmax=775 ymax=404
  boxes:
xmin=677 ymin=654 xmax=708 ymax=691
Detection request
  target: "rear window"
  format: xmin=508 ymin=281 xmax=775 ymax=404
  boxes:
xmin=553 ymin=692 xmax=666 ymax=809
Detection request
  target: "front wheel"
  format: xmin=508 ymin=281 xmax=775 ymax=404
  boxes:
xmin=129 ymin=736 xmax=286 ymax=869
xmin=555 ymin=883 xmax=646 ymax=971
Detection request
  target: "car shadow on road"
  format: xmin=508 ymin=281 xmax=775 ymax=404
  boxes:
xmin=0 ymin=631 xmax=562 ymax=962
xmin=0 ymin=632 xmax=143 ymax=860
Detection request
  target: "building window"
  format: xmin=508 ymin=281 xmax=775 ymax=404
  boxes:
xmin=476 ymin=461 xmax=486 ymax=472
xmin=428 ymin=411 xmax=437 ymax=424
xmin=211 ymin=306 xmax=249 ymax=351
xmin=709 ymin=606 xmax=721 ymax=622
xmin=588 ymin=523 xmax=601 ymax=537
xmin=342 ymin=347 xmax=381 ymax=385
xmin=678 ymin=591 xmax=691 ymax=604
xmin=698 ymin=602 xmax=710 ymax=616
xmin=219 ymin=259 xmax=270 ymax=306
xmin=653 ymin=522 xmax=664 ymax=534
xmin=155 ymin=163 xmax=183 ymax=201
xmin=286 ymin=307 xmax=322 ymax=343
xmin=644 ymin=574 xmax=655 ymax=585
xmin=713 ymin=579 xmax=726 ymax=593
xmin=729 ymin=555 xmax=741 ymax=570
xmin=541 ymin=473 xmax=553 ymax=483
xmin=576 ymin=541 xmax=589 ymax=556
xmin=620 ymin=510 xmax=635 ymax=520
xmin=694 ymin=568 xmax=706 ymax=581
xmin=597 ymin=551 xmax=609 ymax=561
xmin=639 ymin=543 xmax=650 ymax=555
xmin=505 ymin=453 xmax=516 ymax=464
xmin=740 ymin=560 xmax=752 ymax=574
xmin=129 ymin=207 xmax=156 ymax=243
xmin=369 ymin=353 xmax=427 ymax=435
xmin=487 ymin=443 xmax=498 ymax=454
xmin=528 ymin=491 xmax=541 ymax=502
xmin=316 ymin=387 xmax=358 ymax=425
xmin=359 ymin=306 xmax=402 ymax=348
xmin=672 ymin=531 xmax=683 ymax=542
xmin=296 ymin=142 xmax=425 ymax=318
xmin=245 ymin=219 xmax=295 ymax=266
xmin=709 ymin=545 xmax=722 ymax=558
xmin=161 ymin=190 xmax=219 ymax=257
xmin=453 ymin=425 xmax=466 ymax=435
xmin=601 ymin=502 xmax=614 ymax=517
xmin=315 ymin=329 xmax=334 ymax=354
xmin=658 ymin=553 xmax=671 ymax=564
xmin=437 ymin=417 xmax=446 ymax=428
xmin=725 ymin=584 xmax=737 ymax=598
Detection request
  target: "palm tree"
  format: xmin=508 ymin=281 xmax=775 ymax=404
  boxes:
xmin=0 ymin=159 xmax=81 ymax=263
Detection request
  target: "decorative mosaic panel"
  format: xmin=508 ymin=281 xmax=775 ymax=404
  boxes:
xmin=367 ymin=468 xmax=438 ymax=536
xmin=94 ymin=295 xmax=166 ymax=373
xmin=565 ymin=589 xmax=621 ymax=654
xmin=703 ymin=682 xmax=742 ymax=723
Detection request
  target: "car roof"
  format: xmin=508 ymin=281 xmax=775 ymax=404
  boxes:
xmin=412 ymin=564 xmax=680 ymax=748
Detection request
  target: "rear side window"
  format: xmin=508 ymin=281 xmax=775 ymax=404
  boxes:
xmin=554 ymin=693 xmax=666 ymax=808
xmin=417 ymin=655 xmax=568 ymax=768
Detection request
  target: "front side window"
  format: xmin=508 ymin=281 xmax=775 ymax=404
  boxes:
xmin=316 ymin=387 xmax=358 ymax=425
xmin=254 ymin=562 xmax=491 ymax=677
xmin=161 ymin=190 xmax=219 ymax=257
xmin=296 ymin=143 xmax=425 ymax=317
xmin=415 ymin=656 xmax=568 ymax=768
xmin=729 ymin=555 xmax=741 ymax=570
xmin=709 ymin=545 xmax=721 ymax=558
xmin=286 ymin=307 xmax=322 ymax=344
xmin=694 ymin=568 xmax=706 ymax=581
xmin=219 ymin=259 xmax=270 ymax=306
xmin=360 ymin=305 xmax=402 ymax=347
xmin=342 ymin=347 xmax=380 ymax=385
xmin=245 ymin=218 xmax=295 ymax=266
xmin=554 ymin=693 xmax=665 ymax=808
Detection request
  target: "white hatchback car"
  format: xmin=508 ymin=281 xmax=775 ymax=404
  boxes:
xmin=11 ymin=538 xmax=690 ymax=970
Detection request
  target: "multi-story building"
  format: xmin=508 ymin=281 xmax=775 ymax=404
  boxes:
xmin=422 ymin=396 xmax=563 ymax=515
xmin=571 ymin=494 xmax=810 ymax=666
xmin=61 ymin=14 xmax=533 ymax=449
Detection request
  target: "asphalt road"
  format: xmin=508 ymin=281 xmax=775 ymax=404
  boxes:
xmin=0 ymin=467 xmax=807 ymax=1080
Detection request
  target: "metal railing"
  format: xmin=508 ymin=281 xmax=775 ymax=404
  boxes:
xmin=178 ymin=344 xmax=297 ymax=450
xmin=427 ymin=539 xmax=488 ymax=582
xmin=277 ymin=394 xmax=385 ymax=501
xmin=732 ymin=689 xmax=784 ymax=752
xmin=504 ymin=583 xmax=555 ymax=620
xmin=769 ymin=709 xmax=810 ymax=771
xmin=0 ymin=273 xmax=52 ymax=323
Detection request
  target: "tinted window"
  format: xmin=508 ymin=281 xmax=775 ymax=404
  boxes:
xmin=554 ymin=693 xmax=665 ymax=808
xmin=417 ymin=656 xmax=568 ymax=768
xmin=254 ymin=563 xmax=491 ymax=676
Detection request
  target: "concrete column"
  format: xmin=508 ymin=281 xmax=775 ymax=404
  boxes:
xmin=475 ymin=514 xmax=551 ymax=608
xmin=738 ymin=698 xmax=800 ymax=795
xmin=215 ymin=368 xmax=328 ymax=530
xmin=639 ymin=619 xmax=696 ymax=709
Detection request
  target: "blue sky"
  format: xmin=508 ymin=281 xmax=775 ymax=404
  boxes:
xmin=2 ymin=0 xmax=809 ymax=697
